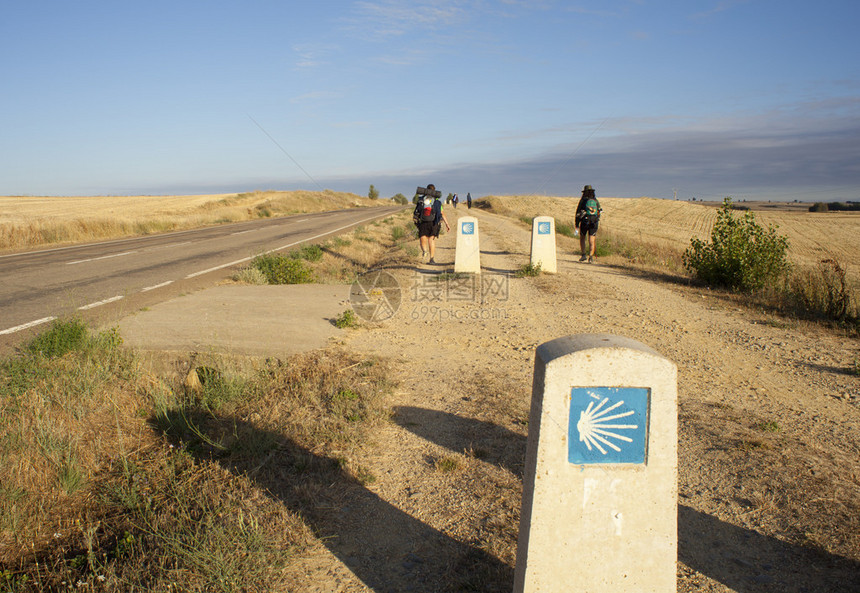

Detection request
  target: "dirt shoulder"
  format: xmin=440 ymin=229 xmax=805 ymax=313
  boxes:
xmin=289 ymin=206 xmax=860 ymax=592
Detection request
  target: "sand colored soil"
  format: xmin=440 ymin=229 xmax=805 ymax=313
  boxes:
xmin=250 ymin=206 xmax=859 ymax=592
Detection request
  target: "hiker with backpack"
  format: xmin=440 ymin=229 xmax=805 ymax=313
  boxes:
xmin=575 ymin=184 xmax=602 ymax=263
xmin=412 ymin=184 xmax=450 ymax=264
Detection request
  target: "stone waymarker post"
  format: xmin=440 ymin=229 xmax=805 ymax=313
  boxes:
xmin=454 ymin=216 xmax=481 ymax=274
xmin=514 ymin=334 xmax=677 ymax=593
xmin=529 ymin=216 xmax=557 ymax=273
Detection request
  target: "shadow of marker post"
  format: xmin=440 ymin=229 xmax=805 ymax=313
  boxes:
xmin=157 ymin=409 xmax=513 ymax=593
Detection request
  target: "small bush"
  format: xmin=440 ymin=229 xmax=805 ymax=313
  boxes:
xmin=252 ymin=253 xmax=314 ymax=284
xmin=683 ymin=197 xmax=791 ymax=292
xmin=232 ymin=266 xmax=268 ymax=285
xmin=290 ymin=244 xmax=323 ymax=262
xmin=515 ymin=262 xmax=542 ymax=277
xmin=27 ymin=318 xmax=89 ymax=357
xmin=334 ymin=309 xmax=359 ymax=329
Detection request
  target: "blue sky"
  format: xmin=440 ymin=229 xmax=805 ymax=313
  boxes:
xmin=2 ymin=0 xmax=859 ymax=201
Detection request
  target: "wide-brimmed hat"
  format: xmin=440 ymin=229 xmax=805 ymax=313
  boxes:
xmin=583 ymin=184 xmax=593 ymax=191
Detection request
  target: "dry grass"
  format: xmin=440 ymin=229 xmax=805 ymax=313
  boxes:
xmin=0 ymin=319 xmax=393 ymax=590
xmin=228 ymin=212 xmax=417 ymax=287
xmin=479 ymin=195 xmax=860 ymax=287
xmin=0 ymin=190 xmax=383 ymax=253
xmin=0 ymin=207 xmax=415 ymax=590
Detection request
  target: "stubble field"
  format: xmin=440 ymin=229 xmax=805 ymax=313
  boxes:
xmin=0 ymin=190 xmax=379 ymax=253
xmin=481 ymin=195 xmax=860 ymax=286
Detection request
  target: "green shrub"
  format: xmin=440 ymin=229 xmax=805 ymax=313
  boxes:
xmin=290 ymin=244 xmax=324 ymax=262
xmin=682 ymin=197 xmax=790 ymax=291
xmin=334 ymin=309 xmax=358 ymax=329
xmin=252 ymin=253 xmax=314 ymax=284
xmin=27 ymin=318 xmax=89 ymax=357
xmin=515 ymin=262 xmax=542 ymax=277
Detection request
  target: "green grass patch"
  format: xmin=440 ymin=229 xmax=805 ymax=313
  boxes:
xmin=755 ymin=421 xmax=780 ymax=433
xmin=515 ymin=262 xmax=542 ymax=277
xmin=334 ymin=309 xmax=359 ymax=329
xmin=435 ymin=456 xmax=461 ymax=473
xmin=252 ymin=253 xmax=314 ymax=284
xmin=556 ymin=222 xmax=576 ymax=238
xmin=290 ymin=244 xmax=324 ymax=262
xmin=26 ymin=317 xmax=89 ymax=358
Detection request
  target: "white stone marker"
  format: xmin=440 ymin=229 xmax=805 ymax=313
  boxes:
xmin=529 ymin=216 xmax=557 ymax=273
xmin=454 ymin=216 xmax=481 ymax=274
xmin=514 ymin=334 xmax=677 ymax=593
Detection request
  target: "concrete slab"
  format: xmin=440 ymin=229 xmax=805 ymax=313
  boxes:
xmin=116 ymin=284 xmax=352 ymax=356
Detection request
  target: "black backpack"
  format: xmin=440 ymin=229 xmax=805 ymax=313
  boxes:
xmin=415 ymin=196 xmax=438 ymax=223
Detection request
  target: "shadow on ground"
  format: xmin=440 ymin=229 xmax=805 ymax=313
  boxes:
xmin=680 ymin=505 xmax=860 ymax=593
xmin=393 ymin=407 xmax=860 ymax=593
xmin=156 ymin=409 xmax=513 ymax=593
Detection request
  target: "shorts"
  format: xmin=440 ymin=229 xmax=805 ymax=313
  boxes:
xmin=579 ymin=217 xmax=599 ymax=236
xmin=417 ymin=220 xmax=440 ymax=237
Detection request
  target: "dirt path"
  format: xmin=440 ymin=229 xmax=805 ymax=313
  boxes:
xmin=289 ymin=208 xmax=860 ymax=592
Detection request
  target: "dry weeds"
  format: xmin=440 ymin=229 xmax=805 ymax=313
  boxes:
xmin=480 ymin=195 xmax=860 ymax=287
xmin=0 ymin=190 xmax=382 ymax=253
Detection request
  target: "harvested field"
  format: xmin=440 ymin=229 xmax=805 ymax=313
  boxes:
xmin=480 ymin=195 xmax=860 ymax=286
xmin=0 ymin=190 xmax=379 ymax=253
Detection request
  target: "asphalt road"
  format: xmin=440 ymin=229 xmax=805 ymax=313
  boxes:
xmin=0 ymin=206 xmax=401 ymax=351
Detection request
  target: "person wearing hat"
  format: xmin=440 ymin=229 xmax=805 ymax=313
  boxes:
xmin=575 ymin=184 xmax=602 ymax=263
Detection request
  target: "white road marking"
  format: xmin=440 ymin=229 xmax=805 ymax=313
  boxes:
xmin=0 ymin=316 xmax=57 ymax=336
xmin=67 ymin=251 xmax=136 ymax=265
xmin=185 ymin=256 xmax=253 ymax=279
xmin=141 ymin=280 xmax=174 ymax=292
xmin=184 ymin=212 xmax=389 ymax=279
xmin=78 ymin=295 xmax=124 ymax=310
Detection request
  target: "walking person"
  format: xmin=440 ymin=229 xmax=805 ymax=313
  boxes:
xmin=412 ymin=184 xmax=450 ymax=264
xmin=466 ymin=192 xmax=472 ymax=209
xmin=575 ymin=184 xmax=602 ymax=263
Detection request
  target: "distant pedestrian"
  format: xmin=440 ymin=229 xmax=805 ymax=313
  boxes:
xmin=466 ymin=192 xmax=472 ymax=209
xmin=412 ymin=183 xmax=450 ymax=264
xmin=452 ymin=194 xmax=459 ymax=208
xmin=575 ymin=184 xmax=602 ymax=263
